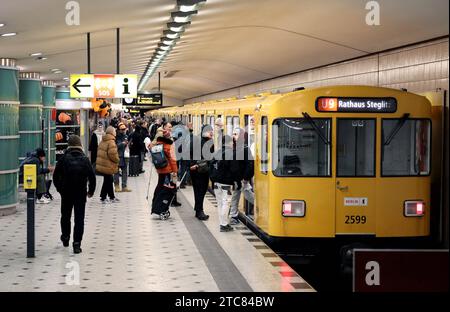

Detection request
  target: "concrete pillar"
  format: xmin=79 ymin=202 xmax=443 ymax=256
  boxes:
xmin=42 ymin=81 xmax=56 ymax=166
xmin=0 ymin=58 xmax=20 ymax=216
xmin=18 ymin=72 xmax=43 ymax=162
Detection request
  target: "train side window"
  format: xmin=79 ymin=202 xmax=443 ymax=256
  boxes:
xmin=272 ymin=118 xmax=331 ymax=177
xmin=226 ymin=116 xmax=233 ymax=136
xmin=382 ymin=119 xmax=431 ymax=176
xmin=337 ymin=119 xmax=376 ymax=177
xmin=261 ymin=116 xmax=269 ymax=174
xmin=233 ymin=116 xmax=240 ymax=129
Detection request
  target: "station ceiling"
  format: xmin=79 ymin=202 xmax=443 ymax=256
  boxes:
xmin=0 ymin=0 xmax=448 ymax=100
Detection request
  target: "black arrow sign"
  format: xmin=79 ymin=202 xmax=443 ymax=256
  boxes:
xmin=72 ymin=78 xmax=91 ymax=93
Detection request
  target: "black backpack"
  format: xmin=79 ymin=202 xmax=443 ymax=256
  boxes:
xmin=150 ymin=144 xmax=168 ymax=169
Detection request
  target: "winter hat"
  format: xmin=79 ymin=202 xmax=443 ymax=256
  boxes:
xmin=68 ymin=135 xmax=82 ymax=148
xmin=201 ymin=124 xmax=213 ymax=137
xmin=35 ymin=148 xmax=46 ymax=158
xmin=106 ymin=126 xmax=116 ymax=136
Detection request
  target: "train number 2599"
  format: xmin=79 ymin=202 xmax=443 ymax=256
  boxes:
xmin=345 ymin=215 xmax=366 ymax=224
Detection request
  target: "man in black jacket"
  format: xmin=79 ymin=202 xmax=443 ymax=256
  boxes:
xmin=229 ymin=128 xmax=255 ymax=225
xmin=53 ymin=135 xmax=96 ymax=254
xmin=209 ymin=135 xmax=241 ymax=232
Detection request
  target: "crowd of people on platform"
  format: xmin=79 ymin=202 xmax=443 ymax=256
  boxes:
xmin=20 ymin=112 xmax=255 ymax=254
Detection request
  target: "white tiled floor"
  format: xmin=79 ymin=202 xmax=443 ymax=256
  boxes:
xmin=0 ymin=160 xmax=314 ymax=292
xmin=0 ymin=162 xmax=218 ymax=292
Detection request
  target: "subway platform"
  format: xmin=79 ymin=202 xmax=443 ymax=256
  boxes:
xmin=0 ymin=160 xmax=313 ymax=292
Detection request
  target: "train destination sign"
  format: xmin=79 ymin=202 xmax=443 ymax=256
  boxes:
xmin=316 ymin=97 xmax=397 ymax=113
xmin=122 ymin=93 xmax=163 ymax=107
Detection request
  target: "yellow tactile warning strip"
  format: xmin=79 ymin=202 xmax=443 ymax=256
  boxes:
xmin=204 ymin=192 xmax=315 ymax=291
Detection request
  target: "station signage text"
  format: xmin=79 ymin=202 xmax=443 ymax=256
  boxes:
xmin=316 ymin=97 xmax=397 ymax=113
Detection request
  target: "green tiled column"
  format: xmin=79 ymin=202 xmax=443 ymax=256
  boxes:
xmin=19 ymin=72 xmax=42 ymax=162
xmin=42 ymin=81 xmax=56 ymax=167
xmin=0 ymin=58 xmax=20 ymax=216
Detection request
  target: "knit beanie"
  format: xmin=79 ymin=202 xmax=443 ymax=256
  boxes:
xmin=67 ymin=135 xmax=83 ymax=150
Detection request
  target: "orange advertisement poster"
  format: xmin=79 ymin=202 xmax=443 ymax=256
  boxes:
xmin=317 ymin=97 xmax=338 ymax=112
xmin=94 ymin=74 xmax=115 ymax=98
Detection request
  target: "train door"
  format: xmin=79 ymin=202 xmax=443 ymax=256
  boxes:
xmin=243 ymin=114 xmax=255 ymax=219
xmin=335 ymin=118 xmax=376 ymax=235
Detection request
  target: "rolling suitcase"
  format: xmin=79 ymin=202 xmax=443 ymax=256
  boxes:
xmin=129 ymin=155 xmax=140 ymax=176
xmin=150 ymin=171 xmax=187 ymax=220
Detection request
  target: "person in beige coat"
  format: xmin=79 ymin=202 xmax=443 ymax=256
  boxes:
xmin=96 ymin=126 xmax=120 ymax=203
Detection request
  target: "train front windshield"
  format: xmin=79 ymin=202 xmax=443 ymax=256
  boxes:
xmin=272 ymin=118 xmax=331 ymax=177
xmin=382 ymin=119 xmax=431 ymax=176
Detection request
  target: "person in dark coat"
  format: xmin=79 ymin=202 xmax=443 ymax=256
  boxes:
xmin=114 ymin=122 xmax=131 ymax=192
xmin=189 ymin=124 xmax=214 ymax=221
xmin=53 ymin=135 xmax=96 ymax=254
xmin=88 ymin=123 xmax=104 ymax=170
xmin=229 ymin=127 xmax=255 ymax=225
xmin=19 ymin=148 xmax=54 ymax=204
xmin=209 ymin=135 xmax=241 ymax=232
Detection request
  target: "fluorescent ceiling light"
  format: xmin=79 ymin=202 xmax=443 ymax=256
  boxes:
xmin=166 ymin=33 xmax=180 ymax=39
xmin=163 ymin=39 xmax=174 ymax=45
xmin=30 ymin=52 xmax=42 ymax=57
xmin=0 ymin=23 xmax=5 ymax=28
xmin=179 ymin=4 xmax=197 ymax=12
xmin=167 ymin=21 xmax=190 ymax=32
xmin=159 ymin=45 xmax=171 ymax=51
xmin=51 ymin=68 xmax=61 ymax=72
xmin=53 ymin=70 xmax=63 ymax=74
xmin=174 ymin=16 xmax=191 ymax=23
xmin=63 ymin=77 xmax=69 ymax=81
xmin=1 ymin=32 xmax=17 ymax=37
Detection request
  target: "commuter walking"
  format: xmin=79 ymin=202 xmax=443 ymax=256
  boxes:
xmin=114 ymin=122 xmax=132 ymax=192
xmin=96 ymin=126 xmax=120 ymax=203
xmin=229 ymin=127 xmax=255 ymax=225
xmin=53 ymin=135 xmax=96 ymax=254
xmin=209 ymin=135 xmax=241 ymax=232
xmin=189 ymin=124 xmax=214 ymax=221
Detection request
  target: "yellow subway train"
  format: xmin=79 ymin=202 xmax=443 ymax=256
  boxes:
xmin=150 ymin=85 xmax=435 ymax=254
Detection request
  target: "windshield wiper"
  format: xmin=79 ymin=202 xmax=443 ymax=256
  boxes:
xmin=383 ymin=113 xmax=410 ymax=146
xmin=302 ymin=112 xmax=330 ymax=145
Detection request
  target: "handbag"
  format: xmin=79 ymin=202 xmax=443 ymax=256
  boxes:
xmin=196 ymin=160 xmax=209 ymax=174
xmin=124 ymin=146 xmax=130 ymax=158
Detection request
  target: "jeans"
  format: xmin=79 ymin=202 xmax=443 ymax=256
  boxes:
xmin=230 ymin=181 xmax=255 ymax=218
xmin=60 ymin=196 xmax=86 ymax=243
xmin=214 ymin=183 xmax=232 ymax=226
xmin=114 ymin=159 xmax=129 ymax=188
xmin=100 ymin=174 xmax=115 ymax=200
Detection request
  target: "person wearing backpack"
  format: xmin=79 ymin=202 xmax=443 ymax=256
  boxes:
xmin=53 ymin=135 xmax=96 ymax=254
xmin=151 ymin=122 xmax=178 ymax=208
xmin=209 ymin=135 xmax=241 ymax=232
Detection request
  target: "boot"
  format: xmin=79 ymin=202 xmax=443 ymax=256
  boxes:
xmin=195 ymin=210 xmax=209 ymax=221
xmin=73 ymin=242 xmax=82 ymax=254
xmin=60 ymin=235 xmax=69 ymax=247
xmin=121 ymin=187 xmax=132 ymax=192
xmin=115 ymin=185 xmax=121 ymax=193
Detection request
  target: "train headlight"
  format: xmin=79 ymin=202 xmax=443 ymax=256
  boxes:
xmin=404 ymin=201 xmax=425 ymax=217
xmin=282 ymin=200 xmax=306 ymax=217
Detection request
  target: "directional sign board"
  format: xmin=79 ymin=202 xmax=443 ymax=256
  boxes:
xmin=70 ymin=74 xmax=137 ymax=99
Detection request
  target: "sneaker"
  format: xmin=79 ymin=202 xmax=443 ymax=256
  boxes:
xmin=229 ymin=217 xmax=240 ymax=225
xmin=110 ymin=198 xmax=120 ymax=203
xmin=121 ymin=187 xmax=132 ymax=192
xmin=36 ymin=198 xmax=50 ymax=204
xmin=60 ymin=235 xmax=69 ymax=247
xmin=220 ymin=224 xmax=234 ymax=232
xmin=115 ymin=185 xmax=121 ymax=193
xmin=73 ymin=242 xmax=82 ymax=254
xmin=101 ymin=199 xmax=108 ymax=204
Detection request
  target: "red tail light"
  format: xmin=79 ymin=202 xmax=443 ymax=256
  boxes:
xmin=404 ymin=201 xmax=425 ymax=217
xmin=282 ymin=200 xmax=305 ymax=217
